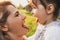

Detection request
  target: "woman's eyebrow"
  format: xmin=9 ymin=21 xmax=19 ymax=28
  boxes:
xmin=12 ymin=10 xmax=19 ymax=14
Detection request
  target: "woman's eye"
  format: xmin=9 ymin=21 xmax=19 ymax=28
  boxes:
xmin=15 ymin=11 xmax=19 ymax=17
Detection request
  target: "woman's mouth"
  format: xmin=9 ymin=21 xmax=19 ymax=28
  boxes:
xmin=22 ymin=24 xmax=29 ymax=30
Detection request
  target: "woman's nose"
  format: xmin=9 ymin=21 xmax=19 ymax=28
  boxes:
xmin=20 ymin=14 xmax=26 ymax=20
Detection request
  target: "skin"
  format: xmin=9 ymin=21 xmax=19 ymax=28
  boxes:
xmin=32 ymin=5 xmax=48 ymax=24
xmin=30 ymin=0 xmax=54 ymax=25
xmin=2 ymin=5 xmax=29 ymax=40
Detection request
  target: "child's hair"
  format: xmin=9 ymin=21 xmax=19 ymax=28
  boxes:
xmin=30 ymin=0 xmax=60 ymax=19
xmin=41 ymin=0 xmax=60 ymax=19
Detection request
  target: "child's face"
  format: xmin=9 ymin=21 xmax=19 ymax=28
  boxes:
xmin=30 ymin=0 xmax=48 ymax=24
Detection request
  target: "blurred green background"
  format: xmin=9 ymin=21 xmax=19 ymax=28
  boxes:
xmin=17 ymin=4 xmax=38 ymax=37
xmin=19 ymin=9 xmax=37 ymax=37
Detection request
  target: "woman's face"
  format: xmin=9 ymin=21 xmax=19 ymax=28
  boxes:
xmin=5 ymin=5 xmax=29 ymax=36
xmin=30 ymin=0 xmax=48 ymax=24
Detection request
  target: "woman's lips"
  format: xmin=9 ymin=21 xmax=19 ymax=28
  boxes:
xmin=22 ymin=24 xmax=29 ymax=30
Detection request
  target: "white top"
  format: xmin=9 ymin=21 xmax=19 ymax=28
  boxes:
xmin=27 ymin=20 xmax=60 ymax=40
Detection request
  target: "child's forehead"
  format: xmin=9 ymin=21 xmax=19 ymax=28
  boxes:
xmin=30 ymin=0 xmax=37 ymax=4
xmin=29 ymin=0 xmax=37 ymax=7
xmin=29 ymin=0 xmax=41 ymax=7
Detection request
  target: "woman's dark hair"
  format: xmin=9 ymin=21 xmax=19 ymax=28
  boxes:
xmin=0 ymin=1 xmax=15 ymax=25
xmin=30 ymin=0 xmax=60 ymax=19
xmin=0 ymin=1 xmax=15 ymax=40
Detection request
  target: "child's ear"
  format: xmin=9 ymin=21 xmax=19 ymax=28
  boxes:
xmin=1 ymin=24 xmax=8 ymax=32
xmin=46 ymin=4 xmax=54 ymax=15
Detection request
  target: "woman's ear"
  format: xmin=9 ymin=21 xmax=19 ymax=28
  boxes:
xmin=46 ymin=4 xmax=54 ymax=15
xmin=1 ymin=24 xmax=8 ymax=32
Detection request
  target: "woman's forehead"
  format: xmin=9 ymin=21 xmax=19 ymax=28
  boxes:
xmin=6 ymin=5 xmax=18 ymax=13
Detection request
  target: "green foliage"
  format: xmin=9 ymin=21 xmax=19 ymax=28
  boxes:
xmin=18 ymin=4 xmax=23 ymax=9
xmin=19 ymin=9 xmax=37 ymax=37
